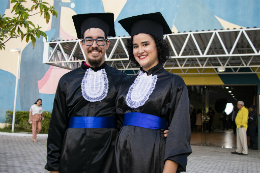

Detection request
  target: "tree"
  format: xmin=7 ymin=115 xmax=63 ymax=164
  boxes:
xmin=0 ymin=0 xmax=58 ymax=50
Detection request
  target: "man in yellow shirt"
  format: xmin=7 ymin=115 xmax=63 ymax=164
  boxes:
xmin=231 ymin=101 xmax=249 ymax=155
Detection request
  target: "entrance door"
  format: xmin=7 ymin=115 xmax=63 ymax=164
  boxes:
xmin=189 ymin=85 xmax=258 ymax=148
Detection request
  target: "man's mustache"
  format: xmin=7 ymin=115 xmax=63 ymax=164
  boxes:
xmin=88 ymin=47 xmax=102 ymax=52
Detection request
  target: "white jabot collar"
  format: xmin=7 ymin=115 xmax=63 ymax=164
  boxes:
xmin=81 ymin=68 xmax=109 ymax=102
xmin=126 ymin=71 xmax=157 ymax=108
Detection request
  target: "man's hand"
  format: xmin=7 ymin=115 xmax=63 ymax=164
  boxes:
xmin=50 ymin=171 xmax=59 ymax=173
xmin=164 ymin=130 xmax=169 ymax=137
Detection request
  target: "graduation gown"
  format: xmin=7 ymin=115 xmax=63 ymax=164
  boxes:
xmin=45 ymin=62 xmax=127 ymax=173
xmin=113 ymin=63 xmax=192 ymax=173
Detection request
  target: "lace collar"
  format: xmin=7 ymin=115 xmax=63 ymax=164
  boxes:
xmin=81 ymin=62 xmax=107 ymax=71
xmin=126 ymin=70 xmax=158 ymax=109
xmin=140 ymin=63 xmax=163 ymax=75
xmin=81 ymin=64 xmax=109 ymax=102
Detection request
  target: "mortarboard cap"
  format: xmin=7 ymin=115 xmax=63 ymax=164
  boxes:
xmin=72 ymin=13 xmax=116 ymax=39
xmin=118 ymin=12 xmax=172 ymax=38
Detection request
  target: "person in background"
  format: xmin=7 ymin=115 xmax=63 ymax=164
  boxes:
xmin=248 ymin=105 xmax=257 ymax=150
xmin=191 ymin=109 xmax=196 ymax=131
xmin=228 ymin=110 xmax=232 ymax=129
xmin=231 ymin=101 xmax=249 ymax=155
xmin=201 ymin=108 xmax=207 ymax=131
xmin=189 ymin=103 xmax=194 ymax=115
xmin=221 ymin=111 xmax=227 ymax=130
xmin=208 ymin=107 xmax=215 ymax=132
xmin=196 ymin=109 xmax=202 ymax=131
xmin=189 ymin=103 xmax=193 ymax=131
xmin=231 ymin=108 xmax=237 ymax=133
xmin=28 ymin=99 xmax=43 ymax=142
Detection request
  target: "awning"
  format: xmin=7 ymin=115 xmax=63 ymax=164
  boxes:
xmin=43 ymin=27 xmax=260 ymax=74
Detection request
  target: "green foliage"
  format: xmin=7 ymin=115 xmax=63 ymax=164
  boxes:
xmin=5 ymin=110 xmax=51 ymax=133
xmin=0 ymin=0 xmax=57 ymax=50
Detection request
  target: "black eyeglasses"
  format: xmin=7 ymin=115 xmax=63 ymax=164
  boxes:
xmin=82 ymin=38 xmax=107 ymax=46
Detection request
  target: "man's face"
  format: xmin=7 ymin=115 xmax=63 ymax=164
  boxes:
xmin=237 ymin=103 xmax=243 ymax=110
xmin=250 ymin=107 xmax=253 ymax=111
xmin=80 ymin=28 xmax=110 ymax=67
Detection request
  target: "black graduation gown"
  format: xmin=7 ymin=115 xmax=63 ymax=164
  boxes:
xmin=113 ymin=63 xmax=192 ymax=173
xmin=45 ymin=63 xmax=127 ymax=173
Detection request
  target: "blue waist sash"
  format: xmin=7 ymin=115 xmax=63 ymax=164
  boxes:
xmin=68 ymin=117 xmax=115 ymax=128
xmin=123 ymin=112 xmax=168 ymax=130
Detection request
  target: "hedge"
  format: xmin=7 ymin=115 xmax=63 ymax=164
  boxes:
xmin=5 ymin=110 xmax=51 ymax=133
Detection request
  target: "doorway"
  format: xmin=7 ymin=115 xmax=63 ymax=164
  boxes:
xmin=188 ymin=85 xmax=258 ymax=148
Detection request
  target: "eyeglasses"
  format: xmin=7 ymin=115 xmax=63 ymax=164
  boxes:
xmin=82 ymin=38 xmax=107 ymax=46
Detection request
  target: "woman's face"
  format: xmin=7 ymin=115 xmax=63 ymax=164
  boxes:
xmin=132 ymin=33 xmax=159 ymax=71
xmin=36 ymin=100 xmax=42 ymax=106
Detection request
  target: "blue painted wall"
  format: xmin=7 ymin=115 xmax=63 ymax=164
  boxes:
xmin=115 ymin=0 xmax=180 ymax=36
xmin=203 ymin=0 xmax=260 ymax=28
xmin=0 ymin=69 xmax=21 ymax=122
xmin=0 ymin=0 xmax=9 ymax=15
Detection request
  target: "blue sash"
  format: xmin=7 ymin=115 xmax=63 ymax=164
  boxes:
xmin=123 ymin=112 xmax=168 ymax=130
xmin=68 ymin=117 xmax=115 ymax=128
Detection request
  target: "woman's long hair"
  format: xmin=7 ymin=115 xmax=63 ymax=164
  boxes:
xmin=34 ymin=98 xmax=42 ymax=106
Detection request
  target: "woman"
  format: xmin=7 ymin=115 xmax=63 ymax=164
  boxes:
xmin=113 ymin=12 xmax=192 ymax=173
xmin=196 ymin=109 xmax=202 ymax=131
xmin=29 ymin=99 xmax=43 ymax=142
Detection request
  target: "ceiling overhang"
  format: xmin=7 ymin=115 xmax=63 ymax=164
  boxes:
xmin=43 ymin=27 xmax=260 ymax=74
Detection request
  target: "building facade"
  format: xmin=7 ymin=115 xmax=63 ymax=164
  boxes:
xmin=1 ymin=0 xmax=260 ymax=147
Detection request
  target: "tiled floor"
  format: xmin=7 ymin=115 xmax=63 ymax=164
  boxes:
xmin=0 ymin=132 xmax=259 ymax=173
xmin=191 ymin=129 xmax=258 ymax=148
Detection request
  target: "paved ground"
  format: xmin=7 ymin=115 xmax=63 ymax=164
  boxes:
xmin=186 ymin=146 xmax=260 ymax=173
xmin=0 ymin=132 xmax=259 ymax=173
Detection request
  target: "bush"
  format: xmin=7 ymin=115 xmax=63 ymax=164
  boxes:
xmin=5 ymin=110 xmax=51 ymax=133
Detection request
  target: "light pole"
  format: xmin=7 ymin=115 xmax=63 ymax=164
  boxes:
xmin=9 ymin=48 xmax=21 ymax=132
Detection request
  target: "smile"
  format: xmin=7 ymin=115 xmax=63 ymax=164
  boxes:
xmin=90 ymin=50 xmax=101 ymax=55
xmin=138 ymin=55 xmax=147 ymax=60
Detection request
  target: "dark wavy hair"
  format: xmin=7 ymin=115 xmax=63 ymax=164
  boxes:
xmin=126 ymin=34 xmax=170 ymax=66
xmin=34 ymin=98 xmax=42 ymax=105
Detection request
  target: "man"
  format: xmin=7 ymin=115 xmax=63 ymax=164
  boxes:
xmin=231 ymin=108 xmax=237 ymax=133
xmin=45 ymin=13 xmax=127 ymax=173
xmin=231 ymin=101 xmax=249 ymax=155
xmin=208 ymin=107 xmax=215 ymax=132
xmin=222 ymin=111 xmax=227 ymax=130
xmin=248 ymin=105 xmax=257 ymax=150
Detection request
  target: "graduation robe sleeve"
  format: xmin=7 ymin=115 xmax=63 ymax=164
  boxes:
xmin=45 ymin=77 xmax=69 ymax=171
xmin=114 ymin=75 xmax=130 ymax=131
xmin=164 ymin=76 xmax=192 ymax=172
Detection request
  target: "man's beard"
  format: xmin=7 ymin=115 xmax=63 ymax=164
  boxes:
xmin=87 ymin=47 xmax=103 ymax=67
xmin=88 ymin=57 xmax=103 ymax=67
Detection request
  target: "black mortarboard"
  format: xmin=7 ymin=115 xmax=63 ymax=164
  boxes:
xmin=72 ymin=13 xmax=116 ymax=39
xmin=118 ymin=12 xmax=172 ymax=38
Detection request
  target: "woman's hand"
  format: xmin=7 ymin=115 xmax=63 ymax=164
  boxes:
xmin=163 ymin=160 xmax=178 ymax=173
xmin=41 ymin=114 xmax=44 ymax=121
xmin=164 ymin=130 xmax=169 ymax=137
